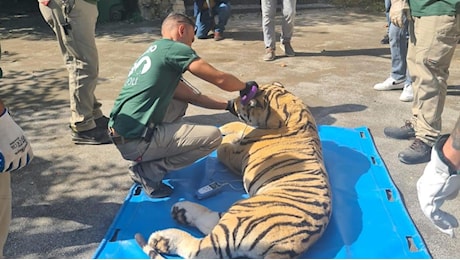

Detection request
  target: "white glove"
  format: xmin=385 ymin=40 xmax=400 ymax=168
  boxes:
xmin=417 ymin=142 xmax=460 ymax=237
xmin=0 ymin=109 xmax=33 ymax=173
xmin=389 ymin=0 xmax=411 ymax=28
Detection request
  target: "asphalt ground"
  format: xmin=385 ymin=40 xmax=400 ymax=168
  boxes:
xmin=1 ymin=5 xmax=459 ymax=259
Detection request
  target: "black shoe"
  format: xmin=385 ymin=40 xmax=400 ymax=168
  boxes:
xmin=95 ymin=116 xmax=109 ymax=129
xmin=380 ymin=34 xmax=389 ymax=44
xmin=398 ymin=138 xmax=432 ymax=164
xmin=147 ymin=182 xmax=173 ymax=198
xmin=384 ymin=120 xmax=415 ymax=140
xmin=71 ymin=127 xmax=112 ymax=145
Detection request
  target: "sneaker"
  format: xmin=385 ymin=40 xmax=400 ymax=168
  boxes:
xmin=280 ymin=42 xmax=295 ymax=57
xmin=380 ymin=34 xmax=389 ymax=44
xmin=71 ymin=127 xmax=112 ymax=145
xmin=398 ymin=138 xmax=432 ymax=164
xmin=214 ymin=31 xmax=224 ymax=41
xmin=374 ymin=77 xmax=405 ymax=91
xmin=384 ymin=120 xmax=415 ymax=139
xmin=95 ymin=116 xmax=109 ymax=129
xmin=399 ymin=84 xmax=414 ymax=102
xmin=263 ymin=47 xmax=275 ymax=61
xmin=146 ymin=182 xmax=173 ymax=198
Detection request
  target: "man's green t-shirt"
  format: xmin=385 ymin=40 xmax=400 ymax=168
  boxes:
xmin=109 ymin=39 xmax=199 ymax=138
xmin=409 ymin=0 xmax=460 ymax=16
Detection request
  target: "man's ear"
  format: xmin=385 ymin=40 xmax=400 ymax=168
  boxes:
xmin=178 ymin=24 xmax=186 ymax=37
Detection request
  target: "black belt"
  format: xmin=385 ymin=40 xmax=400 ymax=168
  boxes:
xmin=109 ymin=124 xmax=156 ymax=145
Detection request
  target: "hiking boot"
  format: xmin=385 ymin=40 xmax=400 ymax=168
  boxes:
xmin=214 ymin=31 xmax=224 ymax=41
xmin=280 ymin=42 xmax=295 ymax=57
xmin=399 ymin=84 xmax=414 ymax=102
xmin=374 ymin=77 xmax=405 ymax=91
xmin=71 ymin=126 xmax=112 ymax=145
xmin=95 ymin=116 xmax=109 ymax=129
xmin=263 ymin=47 xmax=275 ymax=61
xmin=384 ymin=120 xmax=415 ymax=139
xmin=398 ymin=138 xmax=432 ymax=164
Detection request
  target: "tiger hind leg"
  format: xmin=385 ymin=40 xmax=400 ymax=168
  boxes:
xmin=171 ymin=201 xmax=221 ymax=235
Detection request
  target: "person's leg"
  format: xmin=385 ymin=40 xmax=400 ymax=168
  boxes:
xmin=261 ymin=0 xmax=277 ymax=60
xmin=133 ymin=121 xmax=222 ymax=191
xmin=116 ymin=100 xmax=222 ymax=197
xmin=214 ymin=2 xmax=231 ymax=34
xmin=195 ymin=4 xmax=213 ymax=39
xmin=65 ymin=0 xmax=102 ymax=132
xmin=389 ymin=21 xmax=408 ymax=82
xmin=399 ymin=15 xmax=460 ymax=164
xmin=261 ymin=0 xmax=277 ymax=49
xmin=412 ymin=15 xmax=459 ymax=146
xmin=374 ymin=21 xmax=409 ymax=91
xmin=0 ymin=172 xmax=11 ymax=258
xmin=280 ymin=0 xmax=296 ymax=45
xmin=39 ymin=0 xmax=101 ymax=132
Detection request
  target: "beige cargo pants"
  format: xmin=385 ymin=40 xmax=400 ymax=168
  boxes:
xmin=408 ymin=15 xmax=460 ymax=146
xmin=39 ymin=0 xmax=103 ymax=132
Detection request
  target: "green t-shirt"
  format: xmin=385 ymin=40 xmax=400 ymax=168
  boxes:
xmin=109 ymin=39 xmax=199 ymax=138
xmin=409 ymin=0 xmax=460 ymax=16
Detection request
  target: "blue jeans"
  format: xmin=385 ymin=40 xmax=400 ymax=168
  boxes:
xmin=389 ymin=19 xmax=411 ymax=85
xmin=194 ymin=1 xmax=231 ymax=39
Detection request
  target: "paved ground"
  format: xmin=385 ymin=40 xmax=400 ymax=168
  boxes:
xmin=1 ymin=5 xmax=460 ymax=259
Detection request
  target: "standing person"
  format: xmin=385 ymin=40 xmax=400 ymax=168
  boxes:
xmin=194 ymin=0 xmax=231 ymax=41
xmin=261 ymin=0 xmax=297 ymax=61
xmin=0 ymin=99 xmax=34 ymax=258
xmin=384 ymin=0 xmax=460 ymax=164
xmin=416 ymin=115 xmax=460 ymax=237
xmin=108 ymin=12 xmax=258 ymax=198
xmin=373 ymin=0 xmax=413 ymax=102
xmin=38 ymin=0 xmax=111 ymax=145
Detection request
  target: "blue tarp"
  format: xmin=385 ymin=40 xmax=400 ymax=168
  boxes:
xmin=93 ymin=126 xmax=431 ymax=259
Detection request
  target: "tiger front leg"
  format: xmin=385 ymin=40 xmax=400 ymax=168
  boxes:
xmin=171 ymin=201 xmax=221 ymax=235
xmin=138 ymin=228 xmax=201 ymax=259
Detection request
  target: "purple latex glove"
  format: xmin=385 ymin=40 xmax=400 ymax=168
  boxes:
xmin=240 ymin=81 xmax=259 ymax=105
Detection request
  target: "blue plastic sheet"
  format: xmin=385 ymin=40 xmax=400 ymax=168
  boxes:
xmin=93 ymin=126 xmax=431 ymax=259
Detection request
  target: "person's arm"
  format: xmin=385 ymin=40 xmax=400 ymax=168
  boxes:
xmin=187 ymin=58 xmax=246 ymax=92
xmin=442 ymin=116 xmax=460 ymax=170
xmin=173 ymin=80 xmax=228 ymax=110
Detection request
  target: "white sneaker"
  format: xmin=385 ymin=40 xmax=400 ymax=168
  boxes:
xmin=373 ymin=77 xmax=405 ymax=91
xmin=399 ymin=84 xmax=414 ymax=102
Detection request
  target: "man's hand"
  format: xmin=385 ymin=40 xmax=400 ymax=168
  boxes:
xmin=240 ymin=81 xmax=258 ymax=105
xmin=390 ymin=0 xmax=410 ymax=28
xmin=0 ymin=109 xmax=33 ymax=173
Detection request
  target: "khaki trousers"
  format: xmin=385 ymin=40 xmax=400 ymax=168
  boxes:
xmin=115 ymin=100 xmax=223 ymax=195
xmin=0 ymin=172 xmax=11 ymax=258
xmin=39 ymin=0 xmax=103 ymax=132
xmin=407 ymin=15 xmax=460 ymax=146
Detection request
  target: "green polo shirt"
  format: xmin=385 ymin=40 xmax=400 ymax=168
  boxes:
xmin=109 ymin=39 xmax=199 ymax=138
xmin=409 ymin=0 xmax=460 ymax=16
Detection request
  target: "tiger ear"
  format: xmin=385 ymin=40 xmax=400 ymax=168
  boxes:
xmin=248 ymin=99 xmax=257 ymax=108
xmin=272 ymin=81 xmax=285 ymax=88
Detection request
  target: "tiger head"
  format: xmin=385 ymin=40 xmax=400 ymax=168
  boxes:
xmin=231 ymin=82 xmax=311 ymax=130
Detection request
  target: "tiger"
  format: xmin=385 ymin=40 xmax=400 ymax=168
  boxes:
xmin=135 ymin=82 xmax=332 ymax=259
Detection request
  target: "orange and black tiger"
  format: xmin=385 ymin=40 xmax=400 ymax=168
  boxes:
xmin=135 ymin=82 xmax=332 ymax=258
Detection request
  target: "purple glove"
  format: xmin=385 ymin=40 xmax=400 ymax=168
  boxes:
xmin=240 ymin=81 xmax=259 ymax=105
